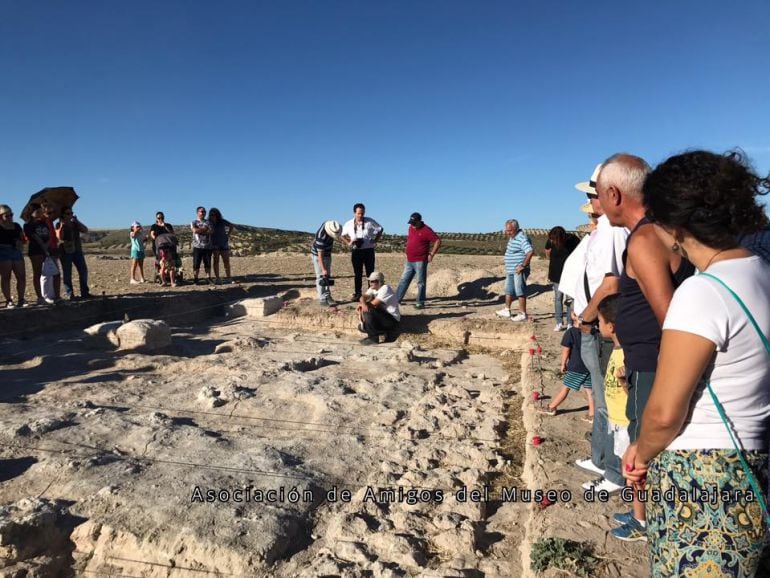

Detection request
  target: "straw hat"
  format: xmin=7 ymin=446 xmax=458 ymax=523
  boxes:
xmin=324 ymin=220 xmax=342 ymax=238
xmin=579 ymin=201 xmax=593 ymax=214
xmin=575 ymin=163 xmax=602 ymax=197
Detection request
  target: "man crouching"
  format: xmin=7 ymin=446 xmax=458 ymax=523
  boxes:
xmin=357 ymin=271 xmax=401 ymax=344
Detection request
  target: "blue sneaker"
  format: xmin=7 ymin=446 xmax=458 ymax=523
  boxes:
xmin=612 ymin=510 xmax=635 ymax=526
xmin=610 ymin=517 xmax=647 ymax=542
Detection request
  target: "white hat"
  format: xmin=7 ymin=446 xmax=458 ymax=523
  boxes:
xmin=324 ymin=220 xmax=341 ymax=238
xmin=131 ymin=221 xmax=141 ymax=228
xmin=368 ymin=271 xmax=384 ymax=283
xmin=575 ymin=163 xmax=602 ymax=197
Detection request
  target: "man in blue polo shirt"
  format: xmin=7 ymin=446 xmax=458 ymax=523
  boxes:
xmin=496 ymin=219 xmax=533 ymax=321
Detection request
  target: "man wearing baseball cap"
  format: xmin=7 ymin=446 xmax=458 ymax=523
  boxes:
xmin=395 ymin=212 xmax=441 ymax=309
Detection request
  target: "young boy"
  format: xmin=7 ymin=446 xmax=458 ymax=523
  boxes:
xmin=538 ymin=325 xmax=594 ymax=420
xmin=594 ymin=294 xmax=640 ymax=540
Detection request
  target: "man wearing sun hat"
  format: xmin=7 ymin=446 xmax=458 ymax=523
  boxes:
xmin=395 ymin=212 xmax=441 ymax=309
xmin=571 ymin=163 xmax=630 ymax=496
xmin=310 ymin=220 xmax=342 ymax=306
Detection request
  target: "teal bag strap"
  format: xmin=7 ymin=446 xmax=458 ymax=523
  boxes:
xmin=698 ymin=272 xmax=770 ymax=524
xmin=699 ymin=273 xmax=770 ymax=354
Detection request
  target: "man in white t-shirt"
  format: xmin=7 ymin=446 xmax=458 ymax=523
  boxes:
xmin=572 ymin=164 xmax=629 ymax=495
xmin=357 ymin=271 xmax=401 ymax=344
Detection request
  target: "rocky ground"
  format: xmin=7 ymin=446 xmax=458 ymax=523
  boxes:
xmin=1 ymin=253 xmax=647 ymax=577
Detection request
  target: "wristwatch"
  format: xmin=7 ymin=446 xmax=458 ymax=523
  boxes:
xmin=578 ymin=316 xmax=595 ymax=326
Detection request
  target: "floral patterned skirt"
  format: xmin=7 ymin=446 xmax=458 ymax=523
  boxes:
xmin=647 ymin=449 xmax=769 ymax=577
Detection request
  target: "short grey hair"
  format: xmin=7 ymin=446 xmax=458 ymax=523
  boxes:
xmin=505 ymin=219 xmax=519 ymax=230
xmin=598 ymin=153 xmax=651 ymax=199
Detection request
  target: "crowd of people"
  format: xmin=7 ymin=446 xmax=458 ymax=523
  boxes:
xmin=3 ymin=150 xmax=770 ymax=574
xmin=0 ymin=201 xmax=91 ymax=306
xmin=0 ymin=204 xmax=240 ymax=305
xmin=539 ymin=150 xmax=770 ymax=577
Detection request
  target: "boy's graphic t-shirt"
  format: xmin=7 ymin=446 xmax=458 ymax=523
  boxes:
xmin=605 ymin=348 xmax=629 ymax=426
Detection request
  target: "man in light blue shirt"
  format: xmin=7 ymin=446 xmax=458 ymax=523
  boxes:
xmin=497 ymin=219 xmax=533 ymax=321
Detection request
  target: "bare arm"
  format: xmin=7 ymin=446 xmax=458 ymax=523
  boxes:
xmin=560 ymin=346 xmax=569 ymax=372
xmin=428 ymin=238 xmax=441 ymax=262
xmin=579 ymin=274 xmax=621 ymax=325
xmin=627 ymin=227 xmax=675 ymax=326
xmin=637 ymin=329 xmax=715 ymax=463
xmin=317 ymin=249 xmax=328 ymax=276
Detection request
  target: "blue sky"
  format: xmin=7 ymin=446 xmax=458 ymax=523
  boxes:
xmin=1 ymin=1 xmax=769 ymax=233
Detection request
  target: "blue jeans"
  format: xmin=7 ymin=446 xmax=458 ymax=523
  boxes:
xmin=310 ymin=252 xmax=332 ymax=302
xmin=395 ymin=260 xmax=427 ymax=306
xmin=60 ymin=250 xmax=89 ymax=298
xmin=553 ymin=282 xmax=565 ymax=323
xmin=581 ymin=329 xmax=623 ymax=486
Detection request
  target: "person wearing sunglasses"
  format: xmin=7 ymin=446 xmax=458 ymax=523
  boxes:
xmin=0 ymin=204 xmax=27 ymax=308
xmin=190 ymin=206 xmax=213 ymax=285
xmin=55 ymin=207 xmax=91 ymax=299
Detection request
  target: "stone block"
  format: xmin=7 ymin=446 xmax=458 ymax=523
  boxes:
xmin=116 ymin=319 xmax=172 ymax=351
xmin=82 ymin=321 xmax=122 ymax=348
xmin=243 ymin=296 xmax=283 ymax=318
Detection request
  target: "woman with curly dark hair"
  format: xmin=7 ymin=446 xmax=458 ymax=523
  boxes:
xmin=623 ymin=150 xmax=770 ymax=577
xmin=545 ymin=225 xmax=580 ymax=330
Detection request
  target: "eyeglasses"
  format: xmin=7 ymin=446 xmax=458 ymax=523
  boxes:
xmin=586 ymin=193 xmax=598 ymax=200
xmin=0 ymin=212 xmax=12 ymax=217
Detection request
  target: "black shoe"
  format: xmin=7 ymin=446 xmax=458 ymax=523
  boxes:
xmin=351 ymin=293 xmax=361 ymax=301
xmin=194 ymin=279 xmax=200 ymax=285
xmin=360 ymin=337 xmax=379 ymax=345
xmin=383 ymin=332 xmax=399 ymax=343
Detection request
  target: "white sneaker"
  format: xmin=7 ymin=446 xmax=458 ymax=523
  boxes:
xmin=130 ymin=279 xmax=140 ymax=285
xmin=554 ymin=322 xmax=563 ymax=331
xmin=581 ymin=477 xmax=624 ymax=495
xmin=511 ymin=312 xmax=527 ymax=322
xmin=495 ymin=308 xmax=511 ymax=318
xmin=575 ymin=458 xmax=605 ymax=476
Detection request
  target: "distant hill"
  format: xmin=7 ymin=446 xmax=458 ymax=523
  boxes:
xmin=83 ymin=225 xmax=580 ymax=257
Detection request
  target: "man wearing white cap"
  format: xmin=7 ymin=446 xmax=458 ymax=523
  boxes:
xmin=310 ymin=220 xmax=342 ymax=306
xmin=357 ymin=271 xmax=401 ymax=344
xmin=571 ymin=163 xmax=629 ymax=496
